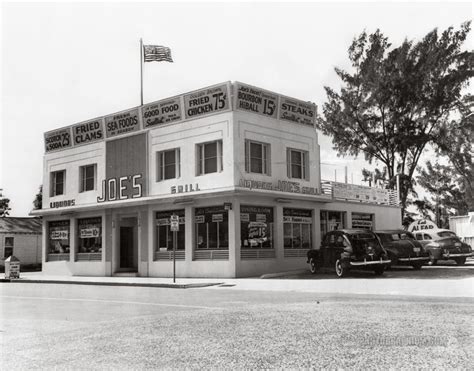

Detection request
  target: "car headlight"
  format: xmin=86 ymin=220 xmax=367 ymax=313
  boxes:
xmin=429 ymin=242 xmax=440 ymax=248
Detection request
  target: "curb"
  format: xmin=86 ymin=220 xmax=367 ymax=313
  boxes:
xmin=2 ymin=279 xmax=224 ymax=289
xmin=260 ymin=269 xmax=308 ymax=279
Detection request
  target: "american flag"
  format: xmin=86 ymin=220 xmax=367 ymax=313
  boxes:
xmin=143 ymin=45 xmax=173 ymax=63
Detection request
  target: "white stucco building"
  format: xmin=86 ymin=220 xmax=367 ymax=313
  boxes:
xmin=32 ymin=81 xmax=401 ymax=277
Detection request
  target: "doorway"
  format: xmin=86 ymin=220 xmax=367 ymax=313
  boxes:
xmin=118 ymin=217 xmax=138 ymax=271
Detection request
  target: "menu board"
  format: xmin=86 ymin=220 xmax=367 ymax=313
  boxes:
xmin=183 ymin=83 xmax=230 ymax=120
xmin=142 ymin=97 xmax=182 ymax=128
xmin=279 ymin=97 xmax=316 ymax=126
xmin=78 ymin=217 xmax=102 ymax=238
xmin=105 ymin=108 xmax=141 ymax=138
xmin=44 ymin=128 xmax=72 ymax=153
xmin=283 ymin=208 xmax=312 ymax=223
xmin=72 ymin=118 xmax=104 ymax=146
xmin=235 ymin=82 xmax=278 ymax=119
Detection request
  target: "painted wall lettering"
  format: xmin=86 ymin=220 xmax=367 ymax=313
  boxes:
xmin=97 ymin=174 xmax=143 ymax=202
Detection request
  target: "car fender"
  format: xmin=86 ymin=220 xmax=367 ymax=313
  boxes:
xmin=425 ymin=246 xmax=442 ymax=258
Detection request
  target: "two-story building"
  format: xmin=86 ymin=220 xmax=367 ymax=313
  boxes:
xmin=31 ymin=81 xmax=401 ymax=277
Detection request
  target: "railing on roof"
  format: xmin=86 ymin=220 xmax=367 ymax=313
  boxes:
xmin=321 ymin=180 xmax=400 ymax=207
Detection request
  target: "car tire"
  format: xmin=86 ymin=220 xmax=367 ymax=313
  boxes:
xmin=455 ymin=257 xmax=466 ymax=266
xmin=309 ymin=258 xmax=318 ymax=274
xmin=373 ymin=266 xmax=385 ymax=276
xmin=428 ymin=252 xmax=437 ymax=266
xmin=412 ymin=263 xmax=423 ymax=270
xmin=335 ymin=259 xmax=347 ymax=278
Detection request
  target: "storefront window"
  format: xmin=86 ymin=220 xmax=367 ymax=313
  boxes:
xmin=241 ymin=206 xmax=274 ymax=249
xmin=320 ymin=211 xmax=345 ymax=239
xmin=48 ymin=220 xmax=70 ymax=254
xmin=77 ymin=217 xmax=102 ymax=253
xmin=283 ymin=209 xmax=312 ymax=249
xmin=351 ymin=213 xmax=374 ymax=230
xmin=195 ymin=206 xmax=228 ymax=249
xmin=156 ymin=210 xmax=185 ymax=251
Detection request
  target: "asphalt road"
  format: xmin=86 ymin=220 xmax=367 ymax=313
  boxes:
xmin=1 ymin=278 xmax=473 ymax=369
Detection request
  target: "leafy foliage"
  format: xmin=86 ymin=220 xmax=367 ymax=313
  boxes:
xmin=319 ymin=22 xmax=473 ymax=219
xmin=0 ymin=191 xmax=11 ymax=217
xmin=33 ymin=185 xmax=43 ymax=210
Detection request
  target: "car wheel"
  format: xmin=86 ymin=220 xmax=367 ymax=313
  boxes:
xmin=412 ymin=263 xmax=423 ymax=270
xmin=335 ymin=259 xmax=347 ymax=278
xmin=455 ymin=257 xmax=466 ymax=266
xmin=309 ymin=258 xmax=318 ymax=274
xmin=428 ymin=252 xmax=437 ymax=266
xmin=373 ymin=266 xmax=385 ymax=276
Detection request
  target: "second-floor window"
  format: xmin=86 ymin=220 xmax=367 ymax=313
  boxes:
xmin=287 ymin=148 xmax=309 ymax=180
xmin=245 ymin=140 xmax=271 ymax=175
xmin=197 ymin=140 xmax=223 ymax=175
xmin=80 ymin=164 xmax=96 ymax=192
xmin=50 ymin=170 xmax=65 ymax=196
xmin=157 ymin=148 xmax=180 ymax=181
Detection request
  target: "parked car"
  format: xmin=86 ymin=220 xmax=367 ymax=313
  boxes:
xmin=307 ymin=229 xmax=391 ymax=277
xmin=375 ymin=230 xmax=430 ymax=270
xmin=412 ymin=229 xmax=473 ymax=265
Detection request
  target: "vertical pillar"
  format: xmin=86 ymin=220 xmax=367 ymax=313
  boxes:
xmin=228 ymin=198 xmax=240 ymax=278
xmin=104 ymin=209 xmax=113 ymax=276
xmin=185 ymin=205 xmax=193 ymax=264
xmin=42 ymin=218 xmax=48 ymax=264
xmin=69 ymin=216 xmax=77 ymax=263
xmin=147 ymin=206 xmax=154 ymax=276
xmin=275 ymin=204 xmax=284 ymax=260
xmin=346 ymin=211 xmax=352 ymax=230
xmin=313 ymin=206 xmax=321 ymax=249
xmin=138 ymin=208 xmax=148 ymax=277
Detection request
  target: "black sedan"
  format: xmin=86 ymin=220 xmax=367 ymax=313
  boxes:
xmin=375 ymin=230 xmax=430 ymax=270
xmin=307 ymin=229 xmax=391 ymax=277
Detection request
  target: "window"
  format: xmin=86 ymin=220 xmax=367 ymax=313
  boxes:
xmin=415 ymin=233 xmax=423 ymax=241
xmin=77 ymin=217 xmax=102 ymax=254
xmin=50 ymin=170 xmax=65 ymax=196
xmin=241 ymin=206 xmax=274 ymax=249
xmin=80 ymin=164 xmax=96 ymax=192
xmin=157 ymin=149 xmax=180 ymax=181
xmin=283 ymin=209 xmax=312 ymax=249
xmin=4 ymin=237 xmax=14 ymax=259
xmin=287 ymin=148 xmax=309 ymax=180
xmin=48 ymin=220 xmax=70 ymax=256
xmin=320 ymin=211 xmax=346 ymax=238
xmin=438 ymin=231 xmax=456 ymax=238
xmin=197 ymin=140 xmax=223 ymax=175
xmin=155 ymin=210 xmax=185 ymax=252
xmin=423 ymin=234 xmax=432 ymax=240
xmin=351 ymin=213 xmax=374 ymax=230
xmin=195 ymin=206 xmax=228 ymax=249
xmin=245 ymin=140 xmax=271 ymax=175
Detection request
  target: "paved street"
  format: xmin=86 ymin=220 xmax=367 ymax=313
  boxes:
xmin=1 ymin=263 xmax=473 ymax=369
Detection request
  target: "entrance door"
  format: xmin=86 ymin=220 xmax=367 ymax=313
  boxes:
xmin=120 ymin=226 xmax=134 ymax=268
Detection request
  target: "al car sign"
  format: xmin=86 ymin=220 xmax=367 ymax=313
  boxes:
xmin=408 ymin=219 xmax=438 ymax=232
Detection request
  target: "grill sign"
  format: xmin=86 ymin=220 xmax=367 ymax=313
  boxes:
xmin=142 ymin=97 xmax=182 ymax=128
xmin=279 ymin=97 xmax=316 ymax=126
xmin=44 ymin=128 xmax=72 ymax=152
xmin=105 ymin=108 xmax=141 ymax=138
xmin=73 ymin=119 xmax=104 ymax=145
xmin=184 ymin=84 xmax=230 ymax=119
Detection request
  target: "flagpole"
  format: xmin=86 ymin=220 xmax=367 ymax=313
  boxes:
xmin=140 ymin=38 xmax=144 ymax=106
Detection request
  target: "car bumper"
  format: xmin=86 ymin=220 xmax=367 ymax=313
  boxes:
xmin=398 ymin=257 xmax=430 ymax=262
xmin=350 ymin=259 xmax=392 ymax=266
xmin=442 ymin=253 xmax=473 ymax=258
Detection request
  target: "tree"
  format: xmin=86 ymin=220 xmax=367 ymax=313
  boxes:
xmin=0 ymin=189 xmax=12 ymax=217
xmin=319 ymin=22 xmax=473 ymax=219
xmin=33 ymin=185 xmax=43 ymax=210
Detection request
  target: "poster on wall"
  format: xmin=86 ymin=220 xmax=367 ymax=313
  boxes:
xmin=333 ymin=182 xmax=390 ymax=204
xmin=351 ymin=213 xmax=373 ymax=230
xmin=183 ymin=83 xmax=230 ymax=120
xmin=105 ymin=108 xmax=141 ymax=138
xmin=44 ymin=128 xmax=73 ymax=153
xmin=78 ymin=217 xmax=102 ymax=238
xmin=240 ymin=205 xmax=274 ymax=248
xmin=234 ymin=82 xmax=278 ymax=119
xmin=72 ymin=118 xmax=104 ymax=146
xmin=279 ymin=96 xmax=316 ymax=126
xmin=142 ymin=97 xmax=183 ymax=128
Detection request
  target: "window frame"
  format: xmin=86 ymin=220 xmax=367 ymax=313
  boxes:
xmin=4 ymin=237 xmax=14 ymax=259
xmin=196 ymin=140 xmax=223 ymax=176
xmin=79 ymin=164 xmax=97 ymax=193
xmin=244 ymin=139 xmax=271 ymax=176
xmin=50 ymin=169 xmax=66 ymax=197
xmin=157 ymin=148 xmax=181 ymax=182
xmin=286 ymin=148 xmax=309 ymax=180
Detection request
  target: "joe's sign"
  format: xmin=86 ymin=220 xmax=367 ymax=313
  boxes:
xmin=97 ymin=174 xmax=143 ymax=203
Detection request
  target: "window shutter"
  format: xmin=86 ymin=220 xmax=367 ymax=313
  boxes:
xmin=304 ymin=152 xmax=310 ymax=181
xmin=244 ymin=140 xmax=249 ymax=173
xmin=286 ymin=149 xmax=291 ymax=178
xmin=177 ymin=149 xmax=181 ymax=178
xmin=266 ymin=144 xmax=271 ymax=176
xmin=218 ymin=140 xmax=223 ymax=172
xmin=196 ymin=144 xmax=201 ymax=176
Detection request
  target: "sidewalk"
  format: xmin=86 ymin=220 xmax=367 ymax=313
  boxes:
xmin=2 ymin=271 xmax=474 ymax=298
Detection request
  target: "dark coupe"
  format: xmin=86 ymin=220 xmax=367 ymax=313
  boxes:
xmin=307 ymin=229 xmax=391 ymax=277
xmin=375 ymin=230 xmax=430 ymax=270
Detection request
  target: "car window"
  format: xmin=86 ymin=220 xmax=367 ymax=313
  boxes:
xmin=415 ymin=233 xmax=423 ymax=240
xmin=328 ymin=233 xmax=336 ymax=246
xmin=391 ymin=234 xmax=400 ymax=241
xmin=423 ymin=234 xmax=432 ymax=240
xmin=377 ymin=234 xmax=391 ymax=243
xmin=401 ymin=232 xmax=414 ymax=240
xmin=437 ymin=231 xmax=456 ymax=238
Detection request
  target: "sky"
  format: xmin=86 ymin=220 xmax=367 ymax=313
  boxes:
xmin=1 ymin=1 xmax=472 ymax=217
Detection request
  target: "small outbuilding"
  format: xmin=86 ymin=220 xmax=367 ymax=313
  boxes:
xmin=0 ymin=217 xmax=42 ymax=266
